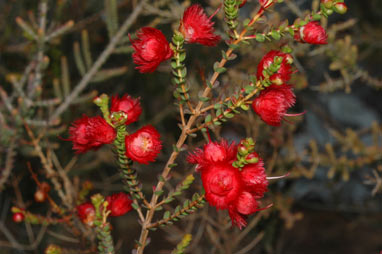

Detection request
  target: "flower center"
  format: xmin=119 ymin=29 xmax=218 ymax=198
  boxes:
xmin=209 ymin=171 xmax=234 ymax=196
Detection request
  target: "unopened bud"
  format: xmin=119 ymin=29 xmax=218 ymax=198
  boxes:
xmin=237 ymin=144 xmax=248 ymax=156
xmin=245 ymin=153 xmax=259 ymax=164
xmin=333 ymin=2 xmax=347 ymax=14
xmin=34 ymin=189 xmax=47 ymax=203
xmin=12 ymin=212 xmax=24 ymax=223
xmin=321 ymin=0 xmax=333 ymax=9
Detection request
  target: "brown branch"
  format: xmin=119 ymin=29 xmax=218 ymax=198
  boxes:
xmin=49 ymin=0 xmax=148 ymax=123
xmin=135 ymin=5 xmax=270 ymax=253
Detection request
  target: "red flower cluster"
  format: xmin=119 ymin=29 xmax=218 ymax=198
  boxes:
xmin=253 ymin=50 xmax=299 ymax=126
xmin=111 ymin=94 xmax=142 ymax=125
xmin=131 ymin=27 xmax=173 ymax=73
xmin=256 ymin=50 xmax=293 ymax=85
xmin=125 ymin=125 xmax=162 ymax=164
xmin=188 ymin=140 xmax=268 ymax=229
xmin=252 ymin=84 xmax=296 ymax=126
xmin=77 ymin=192 xmax=132 ymax=225
xmin=294 ymin=21 xmax=328 ymax=45
xmin=68 ymin=115 xmax=116 ymax=153
xmin=179 ymin=4 xmax=221 ymax=46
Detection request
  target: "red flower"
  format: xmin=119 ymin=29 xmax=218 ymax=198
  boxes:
xmin=125 ymin=125 xmax=162 ymax=164
xmin=179 ymin=4 xmax=221 ymax=46
xmin=240 ymin=158 xmax=268 ymax=198
xmin=228 ymin=191 xmax=260 ymax=229
xmin=106 ymin=192 xmax=132 ymax=217
xmin=188 ymin=139 xmax=271 ymax=229
xmin=201 ymin=164 xmax=242 ymax=209
xmin=187 ymin=140 xmax=237 ymax=171
xmin=294 ymin=21 xmax=328 ymax=45
xmin=12 ymin=213 xmax=24 ymax=223
xmin=252 ymin=84 xmax=296 ymax=126
xmin=131 ymin=27 xmax=173 ymax=73
xmin=68 ymin=115 xmax=116 ymax=154
xmin=110 ymin=94 xmax=142 ymax=125
xmin=77 ymin=202 xmax=96 ymax=226
xmin=257 ymin=50 xmax=293 ymax=85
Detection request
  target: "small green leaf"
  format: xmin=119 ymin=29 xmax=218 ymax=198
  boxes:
xmin=271 ymin=30 xmax=281 ymax=40
xmin=255 ymin=33 xmax=265 ymax=42
xmin=163 ymin=211 xmax=170 ymax=219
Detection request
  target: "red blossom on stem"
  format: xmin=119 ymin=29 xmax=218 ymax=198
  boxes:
xmin=125 ymin=125 xmax=162 ymax=164
xmin=106 ymin=192 xmax=132 ymax=217
xmin=187 ymin=139 xmax=237 ymax=171
xmin=110 ymin=94 xmax=142 ymax=125
xmin=179 ymin=4 xmax=221 ymax=46
xmin=76 ymin=202 xmax=96 ymax=226
xmin=201 ymin=164 xmax=242 ymax=209
xmin=294 ymin=21 xmax=328 ymax=45
xmin=252 ymin=84 xmax=296 ymax=126
xmin=68 ymin=115 xmax=116 ymax=154
xmin=188 ymin=139 xmax=269 ymax=229
xmin=131 ymin=27 xmax=173 ymax=73
xmin=12 ymin=213 xmax=24 ymax=223
xmin=257 ymin=50 xmax=293 ymax=85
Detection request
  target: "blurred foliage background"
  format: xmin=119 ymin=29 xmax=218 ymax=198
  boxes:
xmin=0 ymin=0 xmax=381 ymax=253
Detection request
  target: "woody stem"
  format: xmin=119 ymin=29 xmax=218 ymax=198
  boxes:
xmin=136 ymin=5 xmax=271 ymax=254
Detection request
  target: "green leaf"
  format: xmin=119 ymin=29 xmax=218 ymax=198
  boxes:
xmin=163 ymin=211 xmax=170 ymax=219
xmin=255 ymin=33 xmax=265 ymax=42
xmin=199 ymin=96 xmax=210 ymax=102
xmin=205 ymin=114 xmax=212 ymax=123
xmin=271 ymin=30 xmax=281 ymax=40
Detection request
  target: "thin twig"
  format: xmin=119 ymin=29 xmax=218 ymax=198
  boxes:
xmin=49 ymin=0 xmax=148 ymax=123
xmin=135 ymin=4 xmax=272 ymax=253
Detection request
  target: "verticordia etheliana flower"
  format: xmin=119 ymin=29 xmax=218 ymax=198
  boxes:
xmin=256 ymin=50 xmax=293 ymax=85
xmin=252 ymin=84 xmax=297 ymax=126
xmin=131 ymin=27 xmax=173 ymax=73
xmin=179 ymin=4 xmax=221 ymax=46
xmin=294 ymin=21 xmax=328 ymax=45
xmin=125 ymin=125 xmax=162 ymax=164
xmin=110 ymin=94 xmax=142 ymax=125
xmin=76 ymin=202 xmax=96 ymax=226
xmin=188 ymin=139 xmax=269 ymax=229
xmin=68 ymin=115 xmax=116 ymax=154
xmin=106 ymin=192 xmax=133 ymax=217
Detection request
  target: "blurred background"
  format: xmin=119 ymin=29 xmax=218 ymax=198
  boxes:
xmin=0 ymin=0 xmax=381 ymax=253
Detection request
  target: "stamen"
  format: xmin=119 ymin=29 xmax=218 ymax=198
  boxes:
xmin=283 ymin=110 xmax=306 ymax=117
xmin=266 ymin=172 xmax=290 ymax=180
xmin=208 ymin=3 xmax=222 ymax=21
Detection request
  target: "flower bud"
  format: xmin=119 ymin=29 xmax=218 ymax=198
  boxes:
xmin=12 ymin=212 xmax=24 ymax=223
xmin=237 ymin=144 xmax=248 ymax=156
xmin=76 ymin=202 xmax=96 ymax=226
xmin=333 ymin=2 xmax=347 ymax=14
xmin=295 ymin=21 xmax=328 ymax=45
xmin=34 ymin=189 xmax=47 ymax=203
xmin=245 ymin=153 xmax=259 ymax=164
xmin=45 ymin=244 xmax=62 ymax=254
xmin=257 ymin=50 xmax=293 ymax=85
xmin=321 ymin=0 xmax=333 ymax=8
